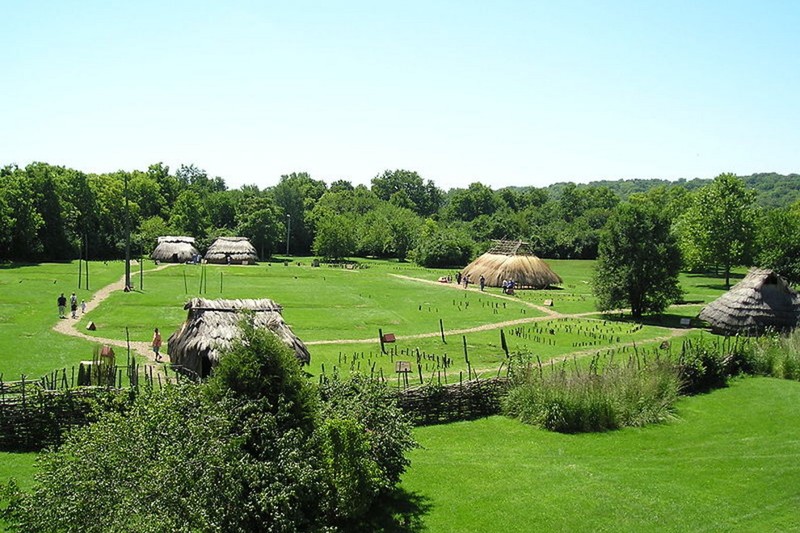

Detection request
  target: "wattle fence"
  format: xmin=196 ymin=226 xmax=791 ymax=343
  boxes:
xmin=1 ymin=362 xmax=509 ymax=451
xmin=394 ymin=377 xmax=509 ymax=426
xmin=0 ymin=363 xmax=178 ymax=452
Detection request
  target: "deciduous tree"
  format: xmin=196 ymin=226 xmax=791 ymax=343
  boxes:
xmin=676 ymin=173 xmax=757 ymax=287
xmin=593 ymin=203 xmax=682 ymax=318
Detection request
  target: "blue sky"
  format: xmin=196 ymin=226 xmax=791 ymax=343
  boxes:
xmin=2 ymin=1 xmax=798 ymax=190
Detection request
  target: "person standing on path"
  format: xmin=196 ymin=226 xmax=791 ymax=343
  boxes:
xmin=70 ymin=292 xmax=78 ymax=318
xmin=152 ymin=328 xmax=163 ymax=362
xmin=57 ymin=293 xmax=67 ymax=318
xmin=479 ymin=275 xmax=486 ymax=291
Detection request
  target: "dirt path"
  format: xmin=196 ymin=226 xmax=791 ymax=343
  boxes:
xmin=390 ymin=274 xmax=563 ymax=317
xmin=51 ymin=267 xmax=694 ymax=365
xmin=306 ymin=314 xmax=569 ymax=345
xmin=52 ymin=262 xmax=175 ymax=362
xmin=308 ymin=274 xmax=691 ymax=348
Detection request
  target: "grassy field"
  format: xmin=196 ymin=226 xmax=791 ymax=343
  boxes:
xmin=0 ymin=259 xmax=793 ymax=532
xmin=0 ymin=258 xmax=735 ymax=381
xmin=401 ymin=377 xmax=800 ymax=532
xmin=0 ymin=261 xmax=140 ymax=379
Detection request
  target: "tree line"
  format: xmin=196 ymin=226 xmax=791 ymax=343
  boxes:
xmin=2 ymin=162 xmax=799 ymax=283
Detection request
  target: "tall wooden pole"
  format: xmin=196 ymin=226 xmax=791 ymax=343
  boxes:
xmin=124 ymin=174 xmax=131 ymax=290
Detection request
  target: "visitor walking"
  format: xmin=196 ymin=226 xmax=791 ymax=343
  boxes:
xmin=479 ymin=275 xmax=486 ymax=291
xmin=57 ymin=293 xmax=67 ymax=318
xmin=152 ymin=328 xmax=163 ymax=362
xmin=70 ymin=292 xmax=78 ymax=319
xmin=81 ymin=299 xmax=87 ymax=314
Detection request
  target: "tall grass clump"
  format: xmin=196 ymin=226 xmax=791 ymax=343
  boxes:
xmin=502 ymin=354 xmax=681 ymax=433
xmin=751 ymin=328 xmax=800 ymax=381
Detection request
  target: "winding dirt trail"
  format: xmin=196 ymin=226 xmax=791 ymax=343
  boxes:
xmin=307 ymin=274 xmax=693 ymax=353
xmin=50 ymin=267 xmax=692 ymax=365
xmin=52 ymin=263 xmax=175 ymax=362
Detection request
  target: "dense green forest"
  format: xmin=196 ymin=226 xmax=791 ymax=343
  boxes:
xmin=2 ymin=162 xmax=799 ymax=282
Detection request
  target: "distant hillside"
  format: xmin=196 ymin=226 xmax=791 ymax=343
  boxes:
xmin=547 ymin=173 xmax=800 ymax=208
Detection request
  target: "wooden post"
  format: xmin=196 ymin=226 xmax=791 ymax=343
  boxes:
xmin=220 ymin=271 xmax=223 ymax=293
xmin=183 ymin=268 xmax=188 ymax=294
xmin=139 ymin=257 xmax=143 ymax=291
xmin=463 ymin=336 xmax=471 ymax=379
xmin=379 ymin=328 xmax=386 ymax=354
xmin=440 ymin=318 xmax=446 ymax=343
xmin=85 ymin=234 xmax=89 ymax=289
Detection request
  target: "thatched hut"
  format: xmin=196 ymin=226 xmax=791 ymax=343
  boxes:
xmin=205 ymin=237 xmax=257 ymax=264
xmin=151 ymin=236 xmax=200 ymax=263
xmin=698 ymin=268 xmax=800 ymax=335
xmin=168 ymin=298 xmax=310 ymax=377
xmin=461 ymin=240 xmax=562 ymax=289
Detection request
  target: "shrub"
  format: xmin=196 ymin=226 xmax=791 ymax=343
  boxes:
xmin=2 ymin=325 xmax=417 ymax=532
xmin=751 ymin=329 xmax=800 ymax=381
xmin=677 ymin=337 xmax=755 ymax=394
xmin=318 ymin=374 xmax=417 ymax=489
xmin=502 ymin=355 xmax=680 ymax=433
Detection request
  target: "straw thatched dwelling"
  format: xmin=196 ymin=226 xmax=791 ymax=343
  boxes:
xmin=698 ymin=268 xmax=800 ymax=335
xmin=151 ymin=236 xmax=200 ymax=263
xmin=168 ymin=298 xmax=310 ymax=377
xmin=205 ymin=236 xmax=258 ymax=264
xmin=461 ymin=240 xmax=562 ymax=289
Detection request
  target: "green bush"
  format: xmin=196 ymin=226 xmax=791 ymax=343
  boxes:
xmin=2 ymin=324 xmax=417 ymax=532
xmin=411 ymin=222 xmax=474 ymax=268
xmin=677 ymin=337 xmax=755 ymax=394
xmin=751 ymin=329 xmax=800 ymax=381
xmin=502 ymin=355 xmax=680 ymax=433
xmin=318 ymin=374 xmax=417 ymax=489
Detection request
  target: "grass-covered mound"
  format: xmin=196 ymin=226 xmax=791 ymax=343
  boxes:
xmin=402 ymin=377 xmax=800 ymax=532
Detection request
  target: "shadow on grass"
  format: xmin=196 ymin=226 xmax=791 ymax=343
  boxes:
xmin=601 ymin=312 xmax=702 ymax=329
xmin=361 ymin=487 xmax=432 ymax=532
xmin=0 ymin=261 xmax=54 ymax=270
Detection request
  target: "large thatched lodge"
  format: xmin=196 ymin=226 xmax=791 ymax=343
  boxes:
xmin=168 ymin=298 xmax=310 ymax=377
xmin=698 ymin=268 xmax=800 ymax=335
xmin=205 ymin=236 xmax=258 ymax=264
xmin=151 ymin=236 xmax=200 ymax=263
xmin=460 ymin=240 xmax=562 ymax=289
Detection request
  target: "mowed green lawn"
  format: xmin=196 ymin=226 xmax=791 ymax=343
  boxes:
xmin=1 ymin=259 xmax=741 ymax=381
xmin=402 ymin=377 xmax=800 ymax=532
xmin=0 ymin=260 xmax=794 ymax=532
xmin=82 ymin=262 xmax=542 ymax=344
xmin=0 ymin=261 xmax=135 ymax=379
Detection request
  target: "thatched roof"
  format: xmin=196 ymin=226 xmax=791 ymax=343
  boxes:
xmin=167 ymin=298 xmax=310 ymax=377
xmin=151 ymin=236 xmax=200 ymax=263
xmin=698 ymin=268 xmax=800 ymax=335
xmin=205 ymin=237 xmax=257 ymax=264
xmin=460 ymin=240 xmax=562 ymax=289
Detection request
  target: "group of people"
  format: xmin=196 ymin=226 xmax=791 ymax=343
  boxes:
xmin=501 ymin=279 xmax=516 ymax=294
xmin=56 ymin=292 xmax=164 ymax=363
xmin=452 ymin=272 xmax=487 ymax=291
xmin=57 ymin=292 xmax=85 ymax=319
xmin=453 ymin=272 xmax=488 ymax=291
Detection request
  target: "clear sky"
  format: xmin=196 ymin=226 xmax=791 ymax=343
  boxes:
xmin=2 ymin=1 xmax=798 ymax=191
